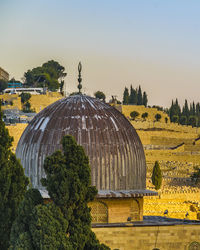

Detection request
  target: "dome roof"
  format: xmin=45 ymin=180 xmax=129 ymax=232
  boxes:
xmin=16 ymin=95 xmax=146 ymax=191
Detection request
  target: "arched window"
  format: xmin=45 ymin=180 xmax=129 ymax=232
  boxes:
xmin=130 ymin=199 xmax=140 ymax=221
xmin=89 ymin=201 xmax=108 ymax=223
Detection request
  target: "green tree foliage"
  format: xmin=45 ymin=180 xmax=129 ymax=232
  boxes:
xmin=129 ymin=85 xmax=137 ymax=104
xmin=24 ymin=60 xmax=67 ymax=91
xmin=151 ymin=161 xmax=162 ymax=190
xmin=10 ymin=189 xmax=43 ymax=249
xmin=94 ymin=91 xmax=106 ymax=102
xmin=169 ymin=99 xmax=181 ymax=121
xmin=10 ymin=189 xmax=71 ymax=250
xmin=137 ymin=85 xmax=143 ymax=105
xmin=155 ymin=113 xmax=161 ymax=122
xmin=172 ymin=115 xmax=179 ymax=123
xmin=122 ymin=87 xmax=129 ymax=104
xmin=20 ymin=92 xmax=31 ymax=104
xmin=121 ymin=85 xmax=148 ymax=106
xmin=188 ymin=116 xmax=197 ymax=127
xmin=191 ymin=102 xmax=196 ymax=116
xmin=42 ymin=135 xmax=109 ymax=250
xmin=141 ymin=112 xmax=148 ymax=120
xmin=142 ymin=91 xmax=148 ymax=107
xmin=130 ymin=111 xmax=139 ymax=120
xmin=168 ymin=98 xmax=200 ymax=127
xmin=0 ymin=79 xmax=8 ymax=92
xmin=0 ymin=103 xmax=29 ymax=250
xmin=20 ymin=92 xmax=33 ymax=113
xmin=180 ymin=116 xmax=187 ymax=125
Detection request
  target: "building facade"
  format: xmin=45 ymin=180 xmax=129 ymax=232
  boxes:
xmin=0 ymin=67 xmax=9 ymax=81
xmin=16 ymin=94 xmax=200 ymax=249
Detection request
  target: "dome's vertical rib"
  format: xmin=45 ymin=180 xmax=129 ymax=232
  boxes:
xmin=16 ymin=95 xmax=146 ymax=191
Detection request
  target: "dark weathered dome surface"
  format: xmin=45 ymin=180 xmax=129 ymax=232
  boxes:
xmin=16 ymin=95 xmax=146 ymax=191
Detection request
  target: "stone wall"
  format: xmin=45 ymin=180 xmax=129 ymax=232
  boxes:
xmin=89 ymin=198 xmax=143 ymax=223
xmin=92 ymin=224 xmax=200 ymax=250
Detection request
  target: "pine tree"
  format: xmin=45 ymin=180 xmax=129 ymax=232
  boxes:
xmin=137 ymin=85 xmax=143 ymax=105
xmin=151 ymin=161 xmax=162 ymax=190
xmin=0 ymin=102 xmax=29 ymax=250
xmin=129 ymin=85 xmax=137 ymax=104
xmin=122 ymin=87 xmax=129 ymax=105
xmin=142 ymin=91 xmax=148 ymax=107
xmin=42 ymin=135 xmax=109 ymax=250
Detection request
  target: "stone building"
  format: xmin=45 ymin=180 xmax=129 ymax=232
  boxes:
xmin=16 ymin=94 xmax=156 ymax=224
xmin=0 ymin=67 xmax=9 ymax=81
xmin=16 ymin=65 xmax=200 ymax=249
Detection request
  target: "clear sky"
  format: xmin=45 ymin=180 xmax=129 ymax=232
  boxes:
xmin=1 ymin=0 xmax=200 ymax=107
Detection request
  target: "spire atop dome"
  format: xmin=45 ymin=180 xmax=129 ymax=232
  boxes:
xmin=77 ymin=62 xmax=82 ymax=94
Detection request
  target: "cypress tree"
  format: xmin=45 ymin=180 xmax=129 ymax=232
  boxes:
xmin=188 ymin=116 xmax=197 ymax=127
xmin=142 ymin=91 xmax=148 ymax=107
xmin=196 ymin=103 xmax=200 ymax=126
xmin=192 ymin=101 xmax=196 ymax=116
xmin=129 ymin=85 xmax=137 ymax=104
xmin=122 ymin=87 xmax=129 ymax=105
xmin=169 ymin=100 xmax=174 ymax=121
xmin=189 ymin=103 xmax=193 ymax=116
xmin=42 ymin=135 xmax=109 ymax=250
xmin=151 ymin=161 xmax=162 ymax=190
xmin=137 ymin=85 xmax=143 ymax=105
xmin=184 ymin=99 xmax=189 ymax=118
xmin=169 ymin=99 xmax=181 ymax=122
xmin=175 ymin=98 xmax=181 ymax=117
xmin=0 ymin=102 xmax=29 ymax=250
xmin=180 ymin=116 xmax=187 ymax=125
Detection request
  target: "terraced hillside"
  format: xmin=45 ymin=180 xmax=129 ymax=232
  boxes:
xmin=122 ymin=105 xmax=200 ymax=220
xmin=4 ymin=100 xmax=200 ymax=220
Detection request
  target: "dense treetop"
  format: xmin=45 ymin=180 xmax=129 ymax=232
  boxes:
xmin=24 ymin=60 xmax=67 ymax=91
xmin=94 ymin=91 xmax=106 ymax=102
xmin=168 ymin=99 xmax=200 ymax=127
xmin=123 ymin=85 xmax=148 ymax=106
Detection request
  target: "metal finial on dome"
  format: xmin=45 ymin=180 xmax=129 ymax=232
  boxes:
xmin=77 ymin=62 xmax=82 ymax=93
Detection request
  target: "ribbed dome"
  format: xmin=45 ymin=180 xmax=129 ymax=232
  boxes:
xmin=16 ymin=95 xmax=146 ymax=191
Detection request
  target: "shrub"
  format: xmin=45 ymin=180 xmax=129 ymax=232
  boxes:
xmin=141 ymin=112 xmax=148 ymax=120
xmin=155 ymin=113 xmax=161 ymax=122
xmin=130 ymin=111 xmax=139 ymax=120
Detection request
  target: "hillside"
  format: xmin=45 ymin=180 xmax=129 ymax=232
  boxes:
xmin=3 ymin=98 xmax=200 ymax=220
xmin=122 ymin=105 xmax=200 ymax=220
